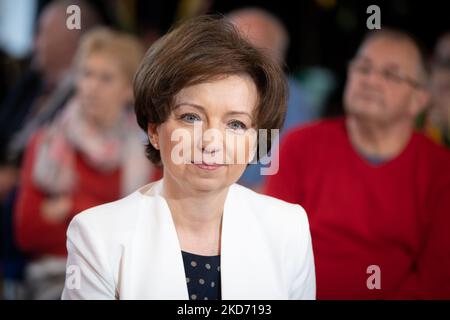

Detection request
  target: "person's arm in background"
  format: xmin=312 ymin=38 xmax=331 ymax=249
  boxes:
xmin=14 ymin=130 xmax=72 ymax=257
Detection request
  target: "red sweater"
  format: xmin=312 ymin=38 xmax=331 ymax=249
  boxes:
xmin=14 ymin=131 xmax=161 ymax=258
xmin=265 ymin=118 xmax=450 ymax=299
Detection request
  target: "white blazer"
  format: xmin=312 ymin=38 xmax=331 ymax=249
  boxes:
xmin=61 ymin=179 xmax=315 ymax=300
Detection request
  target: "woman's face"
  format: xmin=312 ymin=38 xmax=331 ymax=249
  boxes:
xmin=150 ymin=74 xmax=258 ymax=193
xmin=77 ymin=53 xmax=132 ymax=128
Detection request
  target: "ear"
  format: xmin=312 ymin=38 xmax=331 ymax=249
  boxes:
xmin=409 ymin=88 xmax=430 ymax=117
xmin=147 ymin=123 xmax=160 ymax=150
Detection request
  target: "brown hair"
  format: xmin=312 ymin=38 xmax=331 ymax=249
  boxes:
xmin=133 ymin=15 xmax=287 ymax=164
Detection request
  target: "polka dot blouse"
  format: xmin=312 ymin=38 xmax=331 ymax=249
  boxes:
xmin=181 ymin=251 xmax=221 ymax=300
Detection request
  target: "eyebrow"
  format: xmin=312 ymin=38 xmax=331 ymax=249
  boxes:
xmin=174 ymin=102 xmax=254 ymax=120
xmin=384 ymin=63 xmax=401 ymax=71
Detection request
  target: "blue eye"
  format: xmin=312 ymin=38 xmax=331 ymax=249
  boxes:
xmin=228 ymin=120 xmax=247 ymax=131
xmin=179 ymin=113 xmax=201 ymax=123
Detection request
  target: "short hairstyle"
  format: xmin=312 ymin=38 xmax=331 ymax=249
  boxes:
xmin=75 ymin=27 xmax=144 ymax=83
xmin=358 ymin=28 xmax=430 ymax=83
xmin=133 ymin=15 xmax=287 ymax=164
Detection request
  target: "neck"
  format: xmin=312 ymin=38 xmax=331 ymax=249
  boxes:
xmin=161 ymin=175 xmax=228 ymax=256
xmin=346 ymin=115 xmax=413 ymax=159
xmin=82 ymin=106 xmax=124 ymax=133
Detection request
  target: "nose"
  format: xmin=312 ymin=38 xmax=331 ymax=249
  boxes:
xmin=193 ymin=121 xmax=224 ymax=157
xmin=200 ymin=128 xmax=223 ymax=155
xmin=82 ymin=74 xmax=100 ymax=94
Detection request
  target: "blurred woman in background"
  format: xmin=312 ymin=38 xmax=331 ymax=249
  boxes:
xmin=14 ymin=28 xmax=156 ymax=299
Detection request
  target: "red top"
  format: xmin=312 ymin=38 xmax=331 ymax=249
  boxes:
xmin=265 ymin=117 xmax=450 ymax=299
xmin=14 ymin=131 xmax=160 ymax=258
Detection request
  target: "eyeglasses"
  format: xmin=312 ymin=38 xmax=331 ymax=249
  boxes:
xmin=348 ymin=59 xmax=423 ymax=88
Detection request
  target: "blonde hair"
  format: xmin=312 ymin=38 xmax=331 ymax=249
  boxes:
xmin=75 ymin=27 xmax=144 ymax=82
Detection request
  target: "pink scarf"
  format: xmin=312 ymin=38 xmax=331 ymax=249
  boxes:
xmin=32 ymin=98 xmax=152 ymax=197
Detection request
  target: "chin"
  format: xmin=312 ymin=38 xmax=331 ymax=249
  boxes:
xmin=180 ymin=179 xmax=223 ymax=194
xmin=166 ymin=164 xmax=243 ymax=193
xmin=348 ymin=103 xmax=384 ymax=119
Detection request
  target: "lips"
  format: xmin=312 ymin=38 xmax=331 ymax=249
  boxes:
xmin=191 ymin=161 xmax=225 ymax=171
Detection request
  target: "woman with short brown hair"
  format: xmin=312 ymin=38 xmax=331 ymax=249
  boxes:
xmin=62 ymin=16 xmax=315 ymax=300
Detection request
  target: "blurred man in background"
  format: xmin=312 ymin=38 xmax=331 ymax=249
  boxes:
xmin=266 ymin=29 xmax=450 ymax=299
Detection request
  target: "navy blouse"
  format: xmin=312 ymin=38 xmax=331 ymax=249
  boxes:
xmin=181 ymin=251 xmax=221 ymax=300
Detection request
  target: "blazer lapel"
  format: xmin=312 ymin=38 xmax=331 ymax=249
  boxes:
xmin=126 ymin=180 xmax=284 ymax=299
xmin=221 ymin=185 xmax=286 ymax=299
xmin=128 ymin=180 xmax=189 ymax=299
